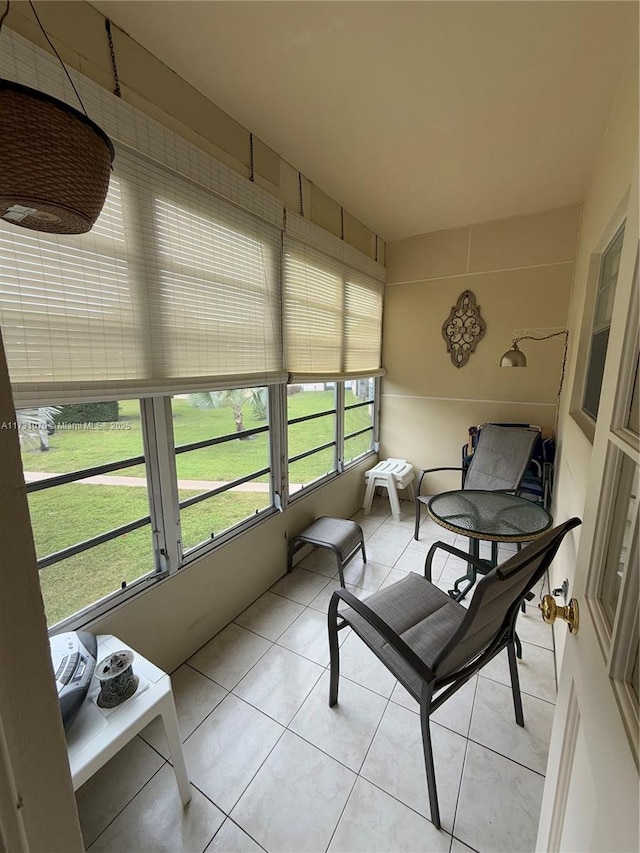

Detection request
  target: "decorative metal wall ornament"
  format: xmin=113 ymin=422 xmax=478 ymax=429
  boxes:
xmin=442 ymin=290 xmax=486 ymax=368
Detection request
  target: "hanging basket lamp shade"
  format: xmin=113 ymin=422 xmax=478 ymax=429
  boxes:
xmin=0 ymin=79 xmax=114 ymax=234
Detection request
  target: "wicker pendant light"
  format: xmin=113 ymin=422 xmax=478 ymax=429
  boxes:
xmin=0 ymin=80 xmax=114 ymax=234
xmin=0 ymin=2 xmax=114 ymax=234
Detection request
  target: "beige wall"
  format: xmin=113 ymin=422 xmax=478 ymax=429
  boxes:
xmin=5 ymin=1 xmax=383 ymax=260
xmin=549 ymin=62 xmax=638 ymax=662
xmin=381 ymin=205 xmax=580 ymax=493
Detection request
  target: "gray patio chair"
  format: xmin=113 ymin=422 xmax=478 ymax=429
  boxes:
xmin=328 ymin=517 xmax=581 ymax=830
xmin=414 ymin=423 xmax=539 ymax=540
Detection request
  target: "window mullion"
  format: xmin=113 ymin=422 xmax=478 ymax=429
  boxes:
xmin=336 ymin=382 xmax=345 ymax=473
xmin=373 ymin=376 xmax=382 ymax=453
xmin=145 ymin=396 xmax=181 ymax=572
xmin=270 ymin=384 xmax=288 ymax=510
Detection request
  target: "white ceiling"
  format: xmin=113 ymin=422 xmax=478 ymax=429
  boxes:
xmin=90 ymin=1 xmax=638 ymax=242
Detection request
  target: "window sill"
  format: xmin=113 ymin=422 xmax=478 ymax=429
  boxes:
xmin=569 ymin=407 xmax=596 ymax=444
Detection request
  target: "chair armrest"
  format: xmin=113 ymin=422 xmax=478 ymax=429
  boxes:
xmin=417 ymin=467 xmax=464 ymax=496
xmin=424 ymin=540 xmax=492 ymax=580
xmin=329 ymin=589 xmax=436 ymax=684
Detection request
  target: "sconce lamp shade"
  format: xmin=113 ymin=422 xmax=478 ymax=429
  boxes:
xmin=499 ymin=330 xmax=569 ymax=399
xmin=0 ymin=80 xmax=114 ymax=234
xmin=500 ymin=342 xmax=528 ymax=367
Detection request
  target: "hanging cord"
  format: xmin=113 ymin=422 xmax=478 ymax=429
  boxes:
xmin=0 ymin=0 xmax=10 ymax=37
xmin=28 ymin=0 xmax=88 ymax=116
xmin=104 ymin=18 xmax=121 ymax=98
xmin=512 ymin=330 xmax=569 ymax=398
xmin=0 ymin=0 xmax=10 ymax=81
xmin=298 ymin=173 xmax=304 ymax=217
xmin=249 ymin=132 xmax=255 ymax=182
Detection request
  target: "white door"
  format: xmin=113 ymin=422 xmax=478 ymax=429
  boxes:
xmin=537 ymin=164 xmax=639 ymax=851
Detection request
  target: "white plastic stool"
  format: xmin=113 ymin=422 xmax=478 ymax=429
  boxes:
xmin=363 ymin=458 xmax=416 ymax=519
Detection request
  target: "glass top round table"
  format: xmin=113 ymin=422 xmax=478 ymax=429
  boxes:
xmin=427 ymin=489 xmax=553 ymax=542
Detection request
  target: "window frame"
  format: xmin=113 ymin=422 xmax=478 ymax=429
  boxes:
xmin=342 ymin=377 xmax=380 ymax=470
xmin=581 ymin=224 xmax=625 ymax=422
xmin=286 ymin=382 xmax=340 ymax=500
xmin=23 ymin=398 xmax=167 ymax=633
xmin=285 ymin=377 xmax=379 ymax=504
xmin=570 ymin=196 xmax=628 ymax=442
xmin=169 ymin=387 xmax=276 ymax=564
xmin=25 ymin=377 xmax=379 ymax=632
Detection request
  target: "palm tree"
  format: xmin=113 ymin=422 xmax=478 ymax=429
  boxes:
xmin=16 ymin=406 xmax=60 ymax=452
xmin=188 ymin=390 xmax=253 ymax=435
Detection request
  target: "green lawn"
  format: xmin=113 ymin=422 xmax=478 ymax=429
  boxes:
xmin=22 ymin=390 xmax=374 ymax=626
xmin=22 ymin=392 xmax=372 ymax=480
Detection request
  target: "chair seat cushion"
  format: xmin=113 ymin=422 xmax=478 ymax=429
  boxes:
xmin=340 ymin=573 xmax=466 ymax=698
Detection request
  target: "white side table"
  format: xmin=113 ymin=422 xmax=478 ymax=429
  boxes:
xmin=66 ymin=634 xmax=191 ymax=806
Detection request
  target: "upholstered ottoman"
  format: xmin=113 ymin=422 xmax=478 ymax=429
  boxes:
xmin=287 ymin=516 xmax=366 ymax=587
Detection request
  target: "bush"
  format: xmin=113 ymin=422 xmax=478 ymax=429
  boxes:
xmin=287 ymin=385 xmax=303 ymax=396
xmin=55 ymin=401 xmax=119 ymax=424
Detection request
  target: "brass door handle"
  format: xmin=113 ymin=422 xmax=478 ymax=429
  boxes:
xmin=539 ymin=594 xmax=579 ymax=634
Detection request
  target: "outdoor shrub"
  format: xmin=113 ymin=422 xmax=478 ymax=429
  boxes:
xmin=55 ymin=401 xmax=120 ymax=424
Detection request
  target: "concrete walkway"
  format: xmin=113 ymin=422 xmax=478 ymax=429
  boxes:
xmin=23 ymin=471 xmax=275 ymax=492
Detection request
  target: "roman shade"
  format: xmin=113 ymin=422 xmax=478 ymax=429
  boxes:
xmin=0 ymin=144 xmax=285 ymax=407
xmin=283 ymin=237 xmax=384 ymax=380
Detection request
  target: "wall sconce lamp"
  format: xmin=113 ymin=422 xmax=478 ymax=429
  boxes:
xmin=500 ymin=330 xmax=569 ymax=397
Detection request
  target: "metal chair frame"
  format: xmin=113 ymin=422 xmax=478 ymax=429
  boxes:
xmin=328 ymin=518 xmax=581 ymax=829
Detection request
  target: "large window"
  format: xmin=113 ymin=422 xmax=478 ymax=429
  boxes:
xmin=1 ymin=102 xmax=384 ymax=630
xmin=18 ymin=389 xmax=280 ymax=629
xmin=344 ymin=378 xmax=377 ymax=465
xmin=597 ymin=454 xmax=638 ymax=630
xmin=19 ymin=400 xmax=158 ymax=627
xmin=583 ymin=226 xmax=625 ymax=420
xmin=20 ymin=379 xmax=379 ymax=628
xmin=171 ymin=389 xmax=272 ymax=556
xmin=286 ymin=377 xmax=378 ymax=497
xmin=287 ymin=383 xmax=338 ymax=494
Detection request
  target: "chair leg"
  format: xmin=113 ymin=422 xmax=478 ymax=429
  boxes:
xmin=287 ymin=537 xmax=296 ymax=573
xmin=387 ymin=478 xmax=401 ymax=518
xmin=514 ymin=631 xmax=523 ymax=659
xmin=360 ymin=534 xmax=367 ymax=565
xmin=328 ymin=595 xmax=341 ymax=707
xmin=507 ymin=640 xmax=525 ymax=727
xmin=414 ymin=499 xmax=422 ymax=540
xmin=362 ymin=475 xmax=376 ymax=515
xmin=419 ymin=686 xmax=441 ymax=830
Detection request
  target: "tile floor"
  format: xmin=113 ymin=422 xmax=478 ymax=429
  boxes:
xmin=76 ymin=498 xmax=556 ymax=853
